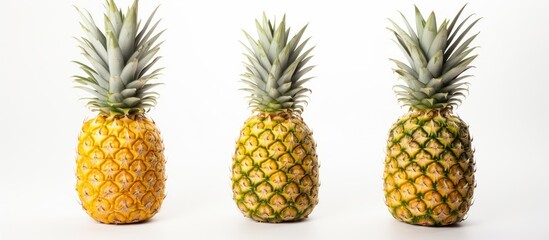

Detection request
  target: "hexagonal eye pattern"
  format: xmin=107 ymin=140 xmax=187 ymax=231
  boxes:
xmin=231 ymin=114 xmax=319 ymax=222
xmin=76 ymin=115 xmax=165 ymax=224
xmin=383 ymin=110 xmax=475 ymax=226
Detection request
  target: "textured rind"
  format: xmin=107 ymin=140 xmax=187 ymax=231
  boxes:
xmin=76 ymin=114 xmax=165 ymax=224
xmin=231 ymin=112 xmax=319 ymax=223
xmin=383 ymin=109 xmax=475 ymax=226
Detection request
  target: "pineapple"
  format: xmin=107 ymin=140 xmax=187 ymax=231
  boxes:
xmin=383 ymin=5 xmax=479 ymax=226
xmin=231 ymin=14 xmax=319 ymax=223
xmin=73 ymin=0 xmax=165 ymax=224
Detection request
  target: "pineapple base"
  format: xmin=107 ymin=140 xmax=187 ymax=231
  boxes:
xmin=76 ymin=114 xmax=166 ymax=224
xmin=232 ymin=112 xmax=319 ymax=223
xmin=383 ymin=109 xmax=475 ymax=226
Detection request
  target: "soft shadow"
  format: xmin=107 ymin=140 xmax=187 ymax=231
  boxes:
xmin=243 ymin=215 xmax=316 ymax=225
xmin=94 ymin=218 xmax=156 ymax=226
xmin=393 ymin=219 xmax=470 ymax=229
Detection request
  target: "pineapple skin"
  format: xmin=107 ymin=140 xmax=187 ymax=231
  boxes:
xmin=232 ymin=112 xmax=319 ymax=223
xmin=76 ymin=114 xmax=165 ymax=224
xmin=383 ymin=109 xmax=475 ymax=226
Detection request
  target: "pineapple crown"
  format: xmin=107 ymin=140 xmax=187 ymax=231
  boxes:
xmin=389 ymin=5 xmax=480 ymax=110
xmin=73 ymin=0 xmax=164 ymax=116
xmin=241 ymin=13 xmax=315 ymax=114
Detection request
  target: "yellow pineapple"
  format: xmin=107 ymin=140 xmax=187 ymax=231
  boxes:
xmin=232 ymin=14 xmax=319 ymax=223
xmin=384 ymin=5 xmax=479 ymax=226
xmin=73 ymin=0 xmax=165 ymax=224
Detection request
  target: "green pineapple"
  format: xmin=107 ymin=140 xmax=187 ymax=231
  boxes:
xmin=231 ymin=14 xmax=319 ymax=223
xmin=383 ymin=5 xmax=479 ymax=226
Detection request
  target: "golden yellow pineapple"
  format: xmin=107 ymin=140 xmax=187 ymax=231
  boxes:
xmin=232 ymin=14 xmax=319 ymax=223
xmin=73 ymin=0 xmax=165 ymax=224
xmin=384 ymin=5 xmax=479 ymax=226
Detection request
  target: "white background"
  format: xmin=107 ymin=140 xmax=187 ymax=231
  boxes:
xmin=1 ymin=0 xmax=548 ymax=239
